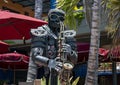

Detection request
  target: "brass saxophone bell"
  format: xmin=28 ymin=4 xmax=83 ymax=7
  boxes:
xmin=63 ymin=62 xmax=74 ymax=70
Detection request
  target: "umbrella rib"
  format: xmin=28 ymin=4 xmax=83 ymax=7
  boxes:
xmin=13 ymin=23 xmax=25 ymax=39
xmin=0 ymin=19 xmax=25 ymax=39
xmin=0 ymin=19 xmax=39 ymax=39
xmin=0 ymin=19 xmax=17 ymax=26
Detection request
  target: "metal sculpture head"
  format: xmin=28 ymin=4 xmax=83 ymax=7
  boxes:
xmin=48 ymin=8 xmax=65 ymax=32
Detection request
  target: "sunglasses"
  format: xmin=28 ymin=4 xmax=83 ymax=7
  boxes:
xmin=49 ymin=13 xmax=65 ymax=21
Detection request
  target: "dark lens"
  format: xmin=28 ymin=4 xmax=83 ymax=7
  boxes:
xmin=59 ymin=16 xmax=64 ymax=21
xmin=50 ymin=14 xmax=58 ymax=21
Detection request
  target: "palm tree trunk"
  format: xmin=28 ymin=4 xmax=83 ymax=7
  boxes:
xmin=34 ymin=0 xmax=43 ymax=19
xmin=83 ymin=0 xmax=92 ymax=29
xmin=26 ymin=0 xmax=43 ymax=82
xmin=84 ymin=0 xmax=100 ymax=85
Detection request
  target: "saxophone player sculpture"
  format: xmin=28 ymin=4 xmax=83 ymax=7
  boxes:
xmin=27 ymin=8 xmax=78 ymax=85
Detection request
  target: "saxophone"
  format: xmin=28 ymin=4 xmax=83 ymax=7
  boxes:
xmin=58 ymin=21 xmax=76 ymax=84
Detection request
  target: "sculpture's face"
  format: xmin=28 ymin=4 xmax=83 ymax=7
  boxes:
xmin=49 ymin=12 xmax=65 ymax=22
xmin=48 ymin=11 xmax=65 ymax=30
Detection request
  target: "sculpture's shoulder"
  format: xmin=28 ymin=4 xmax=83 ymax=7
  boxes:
xmin=64 ymin=30 xmax=76 ymax=38
xmin=31 ymin=25 xmax=49 ymax=37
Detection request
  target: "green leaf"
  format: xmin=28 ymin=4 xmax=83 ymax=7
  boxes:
xmin=40 ymin=77 xmax=46 ymax=85
xmin=56 ymin=0 xmax=84 ymax=29
xmin=72 ymin=77 xmax=80 ymax=85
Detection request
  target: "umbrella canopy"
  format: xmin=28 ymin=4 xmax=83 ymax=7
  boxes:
xmin=0 ymin=52 xmax=29 ymax=84
xmin=77 ymin=43 xmax=90 ymax=62
xmin=77 ymin=43 xmax=117 ymax=62
xmin=0 ymin=41 xmax=10 ymax=53
xmin=110 ymin=46 xmax=120 ymax=57
xmin=0 ymin=52 xmax=29 ymax=69
xmin=0 ymin=10 xmax=47 ymax=40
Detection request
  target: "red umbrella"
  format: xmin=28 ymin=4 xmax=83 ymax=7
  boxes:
xmin=77 ymin=43 xmax=110 ymax=62
xmin=77 ymin=43 xmax=90 ymax=62
xmin=110 ymin=46 xmax=120 ymax=61
xmin=0 ymin=10 xmax=47 ymax=40
xmin=0 ymin=52 xmax=29 ymax=69
xmin=0 ymin=52 xmax=29 ymax=83
xmin=0 ymin=41 xmax=10 ymax=53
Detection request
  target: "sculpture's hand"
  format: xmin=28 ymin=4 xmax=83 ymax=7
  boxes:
xmin=48 ymin=58 xmax=63 ymax=72
xmin=62 ymin=43 xmax=72 ymax=55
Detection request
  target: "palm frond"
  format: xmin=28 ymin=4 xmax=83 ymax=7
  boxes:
xmin=72 ymin=77 xmax=80 ymax=85
xmin=40 ymin=77 xmax=46 ymax=85
xmin=56 ymin=0 xmax=83 ymax=29
xmin=102 ymin=0 xmax=120 ymax=45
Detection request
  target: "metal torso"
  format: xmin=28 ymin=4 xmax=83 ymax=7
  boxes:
xmin=46 ymin=35 xmax=58 ymax=59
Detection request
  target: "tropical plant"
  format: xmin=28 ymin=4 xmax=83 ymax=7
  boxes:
xmin=101 ymin=0 xmax=120 ymax=45
xmin=40 ymin=77 xmax=80 ymax=85
xmin=56 ymin=0 xmax=84 ymax=29
xmin=0 ymin=80 xmax=9 ymax=85
xmin=72 ymin=77 xmax=80 ymax=85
